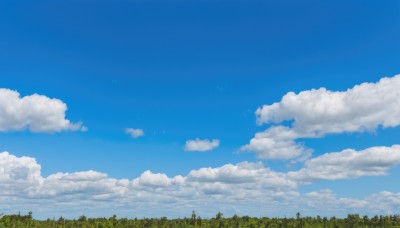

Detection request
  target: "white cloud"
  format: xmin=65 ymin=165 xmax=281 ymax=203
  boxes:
xmin=243 ymin=75 xmax=400 ymax=160
xmin=0 ymin=152 xmax=42 ymax=182
xmin=0 ymin=88 xmax=85 ymax=133
xmin=256 ymin=75 xmax=400 ymax=131
xmin=187 ymin=162 xmax=296 ymax=190
xmin=366 ymin=191 xmax=400 ymax=214
xmin=0 ymin=151 xmax=296 ymax=218
xmin=241 ymin=126 xmax=312 ymax=160
xmin=125 ymin=128 xmax=144 ymax=138
xmin=304 ymin=189 xmax=369 ymax=212
xmin=288 ymin=145 xmax=400 ymax=182
xmin=37 ymin=171 xmax=129 ymax=199
xmin=1 ymin=150 xmax=400 ymax=218
xmin=302 ymin=189 xmax=400 ymax=216
xmin=185 ymin=139 xmax=220 ymax=152
xmin=188 ymin=163 xmax=261 ymax=183
xmin=133 ymin=171 xmax=172 ymax=187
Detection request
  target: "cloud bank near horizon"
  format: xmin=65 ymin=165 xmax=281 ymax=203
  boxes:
xmin=1 ymin=145 xmax=400 ymax=218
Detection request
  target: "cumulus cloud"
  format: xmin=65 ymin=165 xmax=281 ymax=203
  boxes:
xmin=288 ymin=145 xmax=400 ymax=182
xmin=0 ymin=152 xmax=43 ymax=197
xmin=133 ymin=171 xmax=173 ymax=187
xmin=243 ymin=75 xmax=400 ymax=160
xmin=188 ymin=163 xmax=261 ymax=183
xmin=125 ymin=128 xmax=144 ymax=138
xmin=0 ymin=151 xmax=296 ymax=218
xmin=1 ymin=150 xmax=400 ymax=218
xmin=241 ymin=126 xmax=312 ymax=160
xmin=0 ymin=88 xmax=85 ymax=133
xmin=185 ymin=138 xmax=220 ymax=152
xmin=187 ymin=162 xmax=297 ymax=190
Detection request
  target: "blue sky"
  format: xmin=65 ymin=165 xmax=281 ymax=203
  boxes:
xmin=1 ymin=0 xmax=400 ymax=219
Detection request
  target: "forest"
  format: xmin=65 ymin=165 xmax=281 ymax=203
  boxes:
xmin=1 ymin=211 xmax=400 ymax=228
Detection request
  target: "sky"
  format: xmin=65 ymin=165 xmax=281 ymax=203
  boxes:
xmin=1 ymin=0 xmax=400 ymax=219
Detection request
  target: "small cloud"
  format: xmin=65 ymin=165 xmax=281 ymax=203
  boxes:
xmin=185 ymin=138 xmax=220 ymax=152
xmin=125 ymin=128 xmax=144 ymax=138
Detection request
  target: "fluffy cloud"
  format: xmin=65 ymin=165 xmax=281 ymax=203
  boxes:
xmin=187 ymin=162 xmax=297 ymax=190
xmin=288 ymin=145 xmax=400 ymax=182
xmin=125 ymin=128 xmax=144 ymax=138
xmin=243 ymin=75 xmax=400 ymax=160
xmin=241 ymin=126 xmax=312 ymax=160
xmin=133 ymin=171 xmax=173 ymax=187
xmin=256 ymin=75 xmax=400 ymax=132
xmin=0 ymin=152 xmax=43 ymax=197
xmin=0 ymin=88 xmax=85 ymax=133
xmin=188 ymin=163 xmax=262 ymax=183
xmin=37 ymin=171 xmax=129 ymax=199
xmin=2 ymin=147 xmax=400 ymax=218
xmin=0 ymin=151 xmax=297 ymax=218
xmin=185 ymin=138 xmax=220 ymax=152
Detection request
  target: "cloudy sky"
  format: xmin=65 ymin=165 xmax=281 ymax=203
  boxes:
xmin=1 ymin=0 xmax=400 ymax=219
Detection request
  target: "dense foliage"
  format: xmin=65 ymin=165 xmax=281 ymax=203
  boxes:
xmin=1 ymin=211 xmax=400 ymax=228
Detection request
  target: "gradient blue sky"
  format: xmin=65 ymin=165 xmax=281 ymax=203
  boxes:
xmin=1 ymin=0 xmax=400 ymax=219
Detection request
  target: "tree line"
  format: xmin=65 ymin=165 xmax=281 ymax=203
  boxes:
xmin=1 ymin=211 xmax=400 ymax=227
